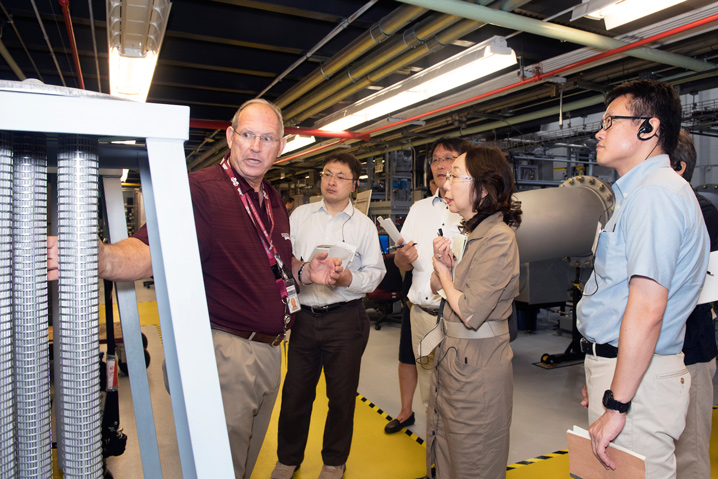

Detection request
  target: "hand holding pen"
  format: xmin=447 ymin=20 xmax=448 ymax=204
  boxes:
xmin=433 ymin=229 xmax=453 ymax=269
xmin=387 ymin=243 xmax=418 ymax=252
xmin=393 ymin=239 xmax=419 ymax=265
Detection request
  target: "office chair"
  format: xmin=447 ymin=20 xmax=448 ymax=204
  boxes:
xmin=365 ymin=254 xmax=406 ymax=330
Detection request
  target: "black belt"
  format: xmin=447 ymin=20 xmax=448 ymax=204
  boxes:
xmin=301 ymin=299 xmax=361 ymax=315
xmin=213 ymin=325 xmax=285 ymax=346
xmin=418 ymin=305 xmax=439 ymax=316
xmin=580 ymin=338 xmax=618 ymax=358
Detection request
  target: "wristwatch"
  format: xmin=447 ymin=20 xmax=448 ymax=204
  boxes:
xmin=602 ymin=389 xmax=631 ymax=414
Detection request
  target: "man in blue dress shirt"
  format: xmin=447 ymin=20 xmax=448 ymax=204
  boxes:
xmin=577 ymin=79 xmax=709 ymax=479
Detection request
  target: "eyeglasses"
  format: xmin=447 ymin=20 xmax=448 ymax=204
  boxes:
xmin=446 ymin=171 xmax=473 ymax=183
xmin=233 ymin=129 xmax=281 ymax=146
xmin=599 ymin=115 xmax=652 ymax=131
xmin=430 ymin=155 xmax=457 ymax=165
xmin=320 ymin=171 xmax=354 ymax=182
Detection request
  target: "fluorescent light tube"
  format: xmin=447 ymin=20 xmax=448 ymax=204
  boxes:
xmin=318 ymin=36 xmax=517 ymax=132
xmin=282 ymin=135 xmax=316 ymax=154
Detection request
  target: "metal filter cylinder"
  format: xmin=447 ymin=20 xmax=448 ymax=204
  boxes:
xmin=514 ymin=176 xmax=615 ymax=264
xmin=0 ymin=131 xmax=16 ymax=477
xmin=56 ymin=135 xmax=102 ymax=479
xmin=12 ymin=132 xmax=52 ymax=479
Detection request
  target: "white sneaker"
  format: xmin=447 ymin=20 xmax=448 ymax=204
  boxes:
xmin=270 ymin=462 xmax=297 ymax=479
xmin=318 ymin=464 xmax=345 ymax=479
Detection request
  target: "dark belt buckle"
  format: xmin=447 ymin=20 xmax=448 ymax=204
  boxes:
xmin=310 ymin=305 xmax=327 ymax=314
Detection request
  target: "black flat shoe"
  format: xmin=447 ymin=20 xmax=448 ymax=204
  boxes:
xmin=384 ymin=412 xmax=415 ymax=434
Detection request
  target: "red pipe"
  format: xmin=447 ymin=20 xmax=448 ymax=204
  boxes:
xmin=367 ymin=12 xmax=718 ymax=135
xmin=189 ymin=119 xmax=371 ymax=141
xmin=282 ymin=12 xmax=718 ymax=161
xmin=58 ymin=0 xmax=84 ymax=90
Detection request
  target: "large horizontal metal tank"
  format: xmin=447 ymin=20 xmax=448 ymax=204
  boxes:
xmin=514 ymin=175 xmax=615 ymax=264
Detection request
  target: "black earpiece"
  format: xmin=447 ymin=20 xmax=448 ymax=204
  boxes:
xmin=637 ymin=119 xmax=654 ymax=140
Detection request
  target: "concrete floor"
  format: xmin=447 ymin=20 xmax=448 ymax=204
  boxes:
xmin=97 ymin=285 xmax=718 ymax=477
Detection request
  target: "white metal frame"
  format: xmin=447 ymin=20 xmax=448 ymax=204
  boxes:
xmin=0 ymin=85 xmax=233 ymax=478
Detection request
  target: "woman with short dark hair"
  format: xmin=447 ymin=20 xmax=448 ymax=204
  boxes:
xmin=427 ymin=145 xmax=522 ymax=478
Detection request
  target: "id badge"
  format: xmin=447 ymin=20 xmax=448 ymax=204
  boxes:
xmin=285 ymin=279 xmax=301 ymax=314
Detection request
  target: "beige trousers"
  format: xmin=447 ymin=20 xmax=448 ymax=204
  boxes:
xmin=427 ymin=334 xmax=513 ymax=479
xmin=675 ymin=359 xmax=716 ymax=479
xmin=585 ymin=352 xmax=691 ymax=479
xmin=410 ymin=304 xmax=438 ymax=411
xmin=212 ymin=329 xmax=281 ymax=479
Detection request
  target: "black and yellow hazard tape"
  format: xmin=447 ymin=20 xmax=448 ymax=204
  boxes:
xmin=357 ymin=392 xmax=426 ymax=446
xmin=506 ymin=450 xmax=568 ymax=470
xmin=357 ymin=391 xmax=571 ymax=472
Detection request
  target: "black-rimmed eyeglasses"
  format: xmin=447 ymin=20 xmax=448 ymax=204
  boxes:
xmin=599 ymin=115 xmax=652 ymax=131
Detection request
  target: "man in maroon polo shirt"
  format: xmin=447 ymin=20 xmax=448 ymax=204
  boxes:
xmin=48 ymin=99 xmax=342 ymax=479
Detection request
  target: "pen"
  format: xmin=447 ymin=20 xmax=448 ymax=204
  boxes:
xmin=438 ymin=228 xmax=443 ymax=236
xmin=388 ymin=243 xmax=418 ymax=251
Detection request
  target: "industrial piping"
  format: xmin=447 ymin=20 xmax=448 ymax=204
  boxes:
xmin=396 ymin=0 xmax=713 ymax=72
xmin=59 ymin=0 xmax=85 ymax=90
xmin=274 ymin=4 xmax=427 ymax=108
xmin=277 ymin=12 xmax=718 ymax=163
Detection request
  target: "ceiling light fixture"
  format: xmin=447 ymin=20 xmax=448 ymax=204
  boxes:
xmin=282 ymin=135 xmax=316 ymax=154
xmin=317 ymin=36 xmax=517 ymax=132
xmin=107 ymin=0 xmax=172 ymax=102
xmin=570 ymin=0 xmax=687 ymax=30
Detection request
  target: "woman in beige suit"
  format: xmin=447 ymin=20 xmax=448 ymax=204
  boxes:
xmin=428 ymin=145 xmax=522 ymax=479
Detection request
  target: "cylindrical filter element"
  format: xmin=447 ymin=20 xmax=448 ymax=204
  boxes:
xmin=56 ymin=135 xmax=102 ymax=479
xmin=0 ymin=131 xmax=17 ymax=477
xmin=12 ymin=132 xmax=52 ymax=479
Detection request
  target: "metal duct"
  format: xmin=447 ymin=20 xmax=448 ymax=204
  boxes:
xmin=282 ymin=12 xmax=464 ymax=121
xmin=56 ymin=135 xmax=102 ymax=478
xmin=257 ymin=0 xmax=380 ymax=99
xmin=275 ymin=4 xmax=427 ymax=109
xmin=514 ymin=175 xmax=615 ymax=264
xmin=0 ymin=131 xmax=16 ymax=477
xmin=396 ymin=0 xmax=714 ymax=72
xmin=12 ymin=132 xmax=52 ymax=478
xmin=294 ymin=17 xmax=483 ymax=124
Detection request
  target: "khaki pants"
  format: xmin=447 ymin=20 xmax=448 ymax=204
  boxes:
xmin=585 ymin=352 xmax=690 ymax=479
xmin=410 ymin=304 xmax=438 ymax=411
xmin=212 ymin=329 xmax=281 ymax=479
xmin=675 ymin=359 xmax=716 ymax=479
xmin=427 ymin=334 xmax=512 ymax=479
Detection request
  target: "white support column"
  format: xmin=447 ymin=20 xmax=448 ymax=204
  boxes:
xmin=142 ymin=138 xmax=232 ymax=478
xmin=101 ymin=174 xmax=163 ymax=478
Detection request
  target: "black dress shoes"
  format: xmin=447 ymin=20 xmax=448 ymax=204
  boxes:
xmin=384 ymin=412 xmax=415 ymax=434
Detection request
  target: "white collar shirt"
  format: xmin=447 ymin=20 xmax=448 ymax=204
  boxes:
xmin=290 ymin=199 xmax=386 ymax=307
xmin=400 ymin=191 xmax=463 ymax=308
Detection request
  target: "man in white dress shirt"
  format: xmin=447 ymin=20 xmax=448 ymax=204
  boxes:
xmin=272 ymin=152 xmax=385 ymax=479
xmin=391 ymin=138 xmax=464 ymax=430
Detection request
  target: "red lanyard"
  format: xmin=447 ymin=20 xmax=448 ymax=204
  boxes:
xmin=221 ymin=159 xmax=288 ymax=301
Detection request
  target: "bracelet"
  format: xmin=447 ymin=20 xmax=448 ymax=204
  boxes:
xmin=297 ymin=262 xmax=310 ymax=286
